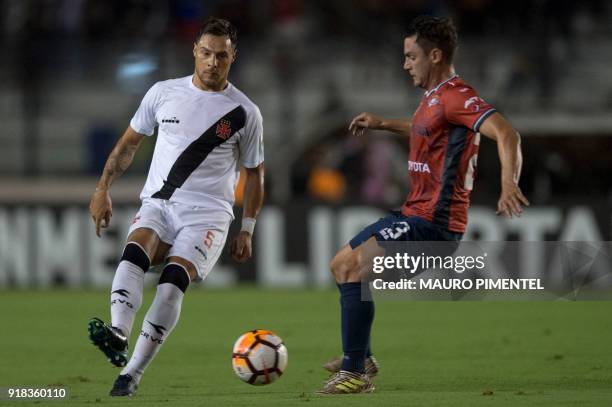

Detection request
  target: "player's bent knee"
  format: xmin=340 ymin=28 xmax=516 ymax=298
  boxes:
xmin=345 ymin=263 xmax=363 ymax=283
xmin=120 ymin=242 xmax=151 ymax=272
xmin=159 ymin=263 xmax=190 ymax=295
xmin=331 ymin=253 xmax=360 ymax=283
xmin=166 ymin=256 xmax=199 ymax=281
xmin=330 ymin=256 xmax=341 ymax=276
xmin=330 ymin=255 xmax=345 ymax=278
xmin=330 ymin=245 xmax=352 ymax=276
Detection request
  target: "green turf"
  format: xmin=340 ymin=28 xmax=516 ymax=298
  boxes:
xmin=0 ymin=288 xmax=611 ymax=406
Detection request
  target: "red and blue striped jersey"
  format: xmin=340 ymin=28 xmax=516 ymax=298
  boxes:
xmin=402 ymin=75 xmax=496 ymax=233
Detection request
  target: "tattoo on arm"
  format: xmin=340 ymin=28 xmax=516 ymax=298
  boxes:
xmin=98 ymin=141 xmax=139 ymax=189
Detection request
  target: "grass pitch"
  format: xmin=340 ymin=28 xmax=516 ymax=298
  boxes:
xmin=1 ymin=288 xmax=611 ymax=406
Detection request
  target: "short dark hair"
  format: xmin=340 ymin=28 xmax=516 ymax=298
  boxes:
xmin=406 ymin=16 xmax=458 ymax=64
xmin=195 ymin=17 xmax=237 ymax=47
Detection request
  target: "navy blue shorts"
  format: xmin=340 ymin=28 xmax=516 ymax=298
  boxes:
xmin=349 ymin=211 xmax=463 ymax=249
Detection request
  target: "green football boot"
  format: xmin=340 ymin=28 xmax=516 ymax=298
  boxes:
xmin=88 ymin=317 xmax=128 ymax=367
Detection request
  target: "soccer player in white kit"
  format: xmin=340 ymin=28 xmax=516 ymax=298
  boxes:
xmin=87 ymin=17 xmax=264 ymax=397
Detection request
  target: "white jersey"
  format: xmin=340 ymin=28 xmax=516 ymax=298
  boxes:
xmin=130 ymin=75 xmax=264 ymax=218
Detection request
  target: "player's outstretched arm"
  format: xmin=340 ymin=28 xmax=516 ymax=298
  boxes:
xmin=90 ymin=126 xmax=145 ymax=237
xmin=349 ymin=112 xmax=411 ymax=138
xmin=479 ymin=112 xmax=530 ymax=219
xmin=230 ymin=163 xmax=264 ymax=263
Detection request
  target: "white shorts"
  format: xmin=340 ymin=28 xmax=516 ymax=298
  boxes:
xmin=128 ymin=198 xmax=232 ymax=281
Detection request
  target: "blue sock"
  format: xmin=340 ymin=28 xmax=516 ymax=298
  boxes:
xmin=365 ymin=308 xmax=374 ymax=359
xmin=338 ymin=282 xmax=374 ymax=373
xmin=337 ymin=284 xmax=374 ymax=360
xmin=366 ymin=304 xmax=374 ymax=358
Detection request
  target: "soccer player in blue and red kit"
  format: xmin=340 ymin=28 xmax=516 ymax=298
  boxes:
xmin=317 ymin=16 xmax=529 ymax=394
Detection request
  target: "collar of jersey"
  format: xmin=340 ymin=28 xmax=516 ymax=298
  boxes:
xmin=424 ymin=74 xmax=458 ymax=97
xmin=188 ymin=76 xmax=233 ymax=95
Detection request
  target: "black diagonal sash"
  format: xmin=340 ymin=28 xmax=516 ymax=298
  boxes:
xmin=152 ymin=105 xmax=246 ymax=200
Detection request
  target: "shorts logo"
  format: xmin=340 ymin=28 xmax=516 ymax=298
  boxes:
xmin=132 ymin=215 xmax=141 ymax=225
xmin=194 ymin=246 xmax=208 ymax=260
xmin=216 ymin=119 xmax=232 ymax=140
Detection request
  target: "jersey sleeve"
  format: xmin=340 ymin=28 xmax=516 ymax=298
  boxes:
xmin=443 ymin=87 xmax=496 ymax=132
xmin=129 ymin=82 xmax=162 ymax=136
xmin=239 ymin=106 xmax=264 ymax=168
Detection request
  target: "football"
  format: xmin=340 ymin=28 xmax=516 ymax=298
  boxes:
xmin=231 ymin=329 xmax=288 ymax=385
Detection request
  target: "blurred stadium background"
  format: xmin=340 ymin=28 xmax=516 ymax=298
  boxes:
xmin=1 ymin=2 xmax=612 ymax=406
xmin=0 ymin=0 xmax=611 ymax=289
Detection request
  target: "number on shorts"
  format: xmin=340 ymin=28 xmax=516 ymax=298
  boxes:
xmin=379 ymin=221 xmax=410 ymax=240
xmin=204 ymin=231 xmax=215 ymax=249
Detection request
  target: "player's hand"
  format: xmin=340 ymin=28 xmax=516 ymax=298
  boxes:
xmin=496 ymin=182 xmax=529 ymax=219
xmin=349 ymin=112 xmax=383 ymax=137
xmin=230 ymin=231 xmax=252 ymax=263
xmin=89 ymin=189 xmax=113 ymax=237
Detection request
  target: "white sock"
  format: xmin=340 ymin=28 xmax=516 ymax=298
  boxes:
xmin=121 ymin=282 xmax=185 ymax=381
xmin=110 ymin=260 xmax=145 ymax=337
